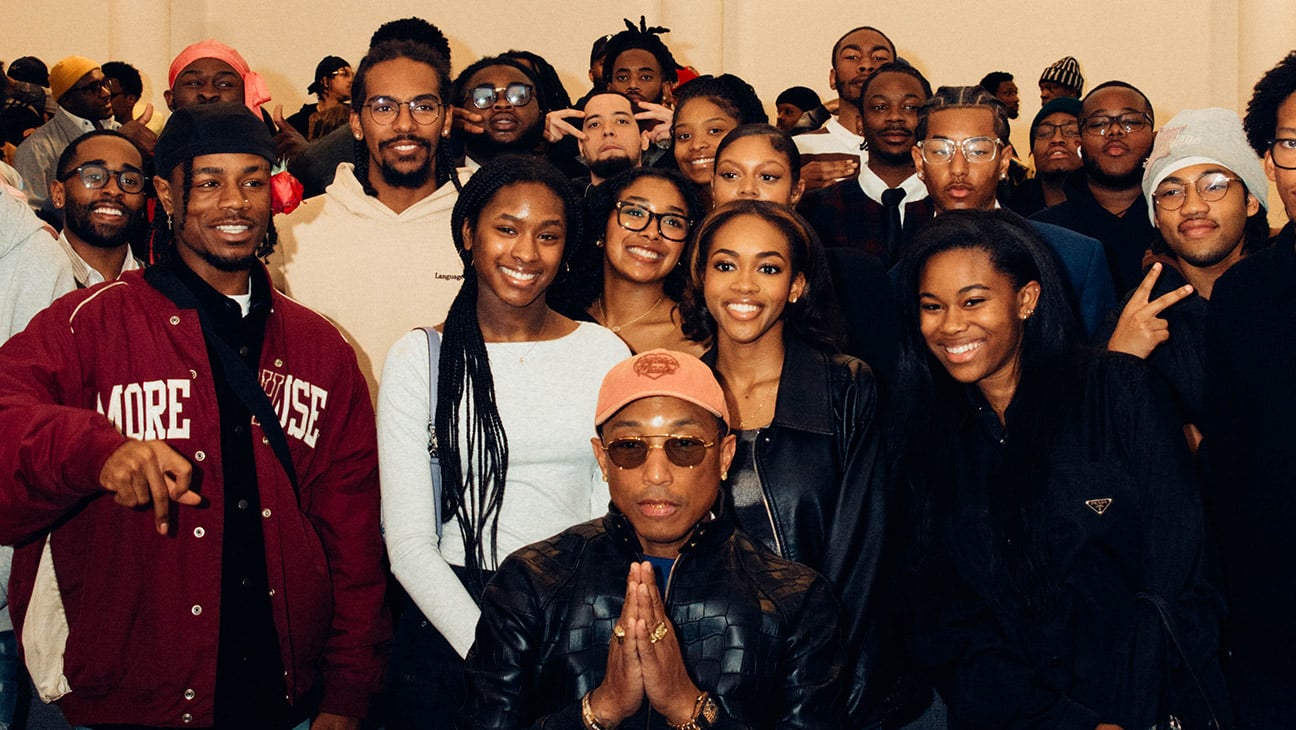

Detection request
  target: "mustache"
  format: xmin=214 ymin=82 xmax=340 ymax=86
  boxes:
xmin=379 ymin=135 xmax=432 ymax=151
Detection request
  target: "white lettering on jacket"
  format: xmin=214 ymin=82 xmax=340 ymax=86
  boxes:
xmin=96 ymin=379 xmax=192 ymax=440
xmin=260 ymin=370 xmax=328 ymax=449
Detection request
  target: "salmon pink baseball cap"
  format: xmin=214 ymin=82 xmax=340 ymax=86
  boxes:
xmin=595 ymin=349 xmax=729 ymax=427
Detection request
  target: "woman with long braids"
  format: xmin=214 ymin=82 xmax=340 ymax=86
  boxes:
xmin=377 ymin=155 xmax=629 ymax=728
xmin=892 ymin=210 xmax=1227 ymax=729
xmin=551 ymin=167 xmax=705 ymax=355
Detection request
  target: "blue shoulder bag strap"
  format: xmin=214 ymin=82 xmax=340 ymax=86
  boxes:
xmin=417 ymin=327 xmax=444 ymax=540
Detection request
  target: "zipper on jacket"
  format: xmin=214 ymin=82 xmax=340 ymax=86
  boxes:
xmin=752 ymin=429 xmax=784 ymax=556
xmin=648 ymin=553 xmax=684 ymax=729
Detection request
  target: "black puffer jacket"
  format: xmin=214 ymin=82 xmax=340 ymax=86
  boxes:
xmin=460 ymin=508 xmax=846 ymax=729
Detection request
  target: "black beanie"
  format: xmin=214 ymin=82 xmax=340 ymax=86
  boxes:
xmin=154 ymin=101 xmax=276 ymax=178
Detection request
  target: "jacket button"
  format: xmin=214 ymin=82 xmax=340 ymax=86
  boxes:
xmin=262 ymin=508 xmax=272 ymax=518
xmin=238 ymin=346 xmax=249 ymax=357
xmin=191 ymin=604 xmax=202 ymax=616
xmin=169 ymin=316 xmax=181 ymax=326
xmin=268 ymin=588 xmax=276 ymax=597
xmin=194 ymin=450 xmax=206 ymax=462
xmin=183 ymin=688 xmax=196 ymax=700
xmin=262 ymin=437 xmax=270 ymax=445
xmin=193 ymin=527 xmax=205 ymax=538
xmin=274 ymin=358 xmax=284 ymax=367
xmin=237 ymin=499 xmax=249 ymax=510
xmin=182 ymin=712 xmax=193 ymax=723
xmin=189 ymin=369 xmax=198 ymax=379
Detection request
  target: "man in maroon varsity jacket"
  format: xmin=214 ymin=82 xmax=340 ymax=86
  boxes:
xmin=0 ymin=102 xmax=387 ymax=730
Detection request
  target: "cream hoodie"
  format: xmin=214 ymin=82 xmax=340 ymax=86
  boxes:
xmin=270 ymin=163 xmax=467 ymax=400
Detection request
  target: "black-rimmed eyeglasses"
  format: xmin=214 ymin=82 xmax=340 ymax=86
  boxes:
xmin=615 ymin=202 xmax=691 ymax=241
xmin=57 ymin=163 xmax=146 ymax=194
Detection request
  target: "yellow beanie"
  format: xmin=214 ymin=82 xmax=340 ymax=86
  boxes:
xmin=49 ymin=56 xmax=100 ymax=103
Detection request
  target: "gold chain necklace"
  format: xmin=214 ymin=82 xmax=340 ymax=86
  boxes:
xmin=735 ymin=381 xmax=776 ymax=430
xmin=597 ymin=293 xmax=664 ymax=333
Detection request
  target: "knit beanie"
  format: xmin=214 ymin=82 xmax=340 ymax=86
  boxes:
xmin=776 ymin=86 xmax=822 ymax=113
xmin=1142 ymin=107 xmax=1268 ymax=224
xmin=49 ymin=56 xmax=99 ymax=103
xmin=154 ymin=102 xmax=276 ymax=179
xmin=1039 ymin=56 xmax=1084 ymax=95
xmin=1029 ymin=97 xmax=1083 ymax=141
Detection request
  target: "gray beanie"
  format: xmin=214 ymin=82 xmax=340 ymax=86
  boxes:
xmin=1039 ymin=56 xmax=1084 ymax=94
xmin=1142 ymin=107 xmax=1268 ymax=224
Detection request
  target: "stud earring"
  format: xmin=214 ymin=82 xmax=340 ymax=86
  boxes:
xmin=720 ymin=471 xmax=728 ymax=481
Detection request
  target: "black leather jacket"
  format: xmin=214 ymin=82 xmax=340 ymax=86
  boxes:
xmin=461 ymin=508 xmax=846 ymax=729
xmin=705 ymin=336 xmax=910 ymax=728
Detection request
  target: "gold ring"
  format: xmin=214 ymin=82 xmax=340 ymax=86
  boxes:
xmin=612 ymin=624 xmax=626 ymax=644
xmin=649 ymin=621 xmax=668 ymax=643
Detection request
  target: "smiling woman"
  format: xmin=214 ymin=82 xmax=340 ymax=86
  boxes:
xmin=676 ymin=200 xmax=905 ymax=727
xmin=891 ymin=210 xmax=1229 ymax=729
xmin=551 ymin=166 xmax=706 ymax=356
xmin=376 ymin=155 xmax=629 ymax=729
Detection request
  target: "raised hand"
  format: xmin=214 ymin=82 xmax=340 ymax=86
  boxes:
xmin=451 ymin=105 xmax=486 ymax=136
xmin=117 ymin=103 xmax=158 ymax=155
xmin=98 ymin=439 xmax=201 ymax=535
xmin=544 ymin=108 xmax=586 ymax=143
xmin=633 ymin=101 xmax=673 ymax=147
xmin=271 ymin=104 xmax=308 ymax=162
xmin=1106 ymin=262 xmax=1194 ymax=359
xmin=800 ymin=158 xmax=859 ymax=192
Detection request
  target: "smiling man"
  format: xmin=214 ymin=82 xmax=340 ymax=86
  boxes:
xmin=271 ymin=40 xmax=466 ymax=399
xmin=462 ymin=349 xmax=845 ymax=729
xmin=1106 ymin=107 xmax=1268 ymax=430
xmin=13 ymin=56 xmax=153 ymax=217
xmin=0 ymin=102 xmax=387 ymax=730
xmin=48 ymin=129 xmax=146 ymax=286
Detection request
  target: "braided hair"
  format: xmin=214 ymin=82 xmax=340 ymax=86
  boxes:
xmin=438 ymin=154 xmax=584 ymax=590
xmin=350 ymin=40 xmax=460 ymax=197
xmin=146 ymin=158 xmax=280 ymax=263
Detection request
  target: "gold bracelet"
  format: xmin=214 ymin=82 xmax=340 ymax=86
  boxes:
xmin=582 ymin=690 xmax=615 ymax=730
xmin=666 ymin=691 xmax=719 ymax=730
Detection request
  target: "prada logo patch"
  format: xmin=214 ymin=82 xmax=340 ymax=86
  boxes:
xmin=1085 ymin=498 xmax=1113 ymax=515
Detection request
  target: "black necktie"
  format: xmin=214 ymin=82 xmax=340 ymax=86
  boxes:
xmin=880 ymin=187 xmax=907 ymax=264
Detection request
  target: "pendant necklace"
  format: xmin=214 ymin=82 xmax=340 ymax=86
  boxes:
xmin=597 ymin=293 xmax=664 ymax=333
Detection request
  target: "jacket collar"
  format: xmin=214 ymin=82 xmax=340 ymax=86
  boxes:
xmin=602 ymin=499 xmax=736 ymax=561
xmin=701 ymin=334 xmax=834 ymax=435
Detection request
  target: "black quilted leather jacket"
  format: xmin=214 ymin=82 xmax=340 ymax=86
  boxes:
xmin=460 ymin=508 xmax=847 ymax=729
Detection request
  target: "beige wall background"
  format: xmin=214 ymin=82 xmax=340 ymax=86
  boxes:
xmin=4 ymin=0 xmax=1294 ymax=222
